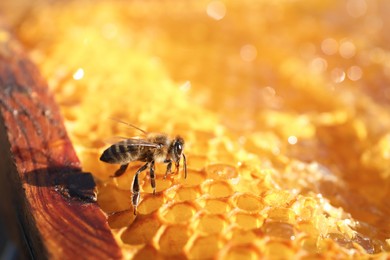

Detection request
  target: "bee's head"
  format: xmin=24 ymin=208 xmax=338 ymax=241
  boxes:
xmin=170 ymin=136 xmax=187 ymax=178
xmin=171 ymin=136 xmax=184 ymax=162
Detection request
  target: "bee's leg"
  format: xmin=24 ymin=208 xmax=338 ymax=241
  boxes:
xmin=132 ymin=162 xmax=148 ymax=215
xmin=112 ymin=163 xmax=129 ymax=177
xmin=149 ymin=161 xmax=156 ymax=195
xmin=175 ymin=161 xmax=180 ymax=175
xmin=183 ymin=154 xmax=187 ymax=179
xmin=163 ymin=159 xmax=172 ymax=179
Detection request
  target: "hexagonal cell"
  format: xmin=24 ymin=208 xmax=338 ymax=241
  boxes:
xmin=232 ymin=193 xmax=264 ymax=212
xmin=225 ymin=228 xmax=257 ymax=245
xmin=121 ymin=215 xmax=161 ymax=245
xmin=262 ymin=221 xmax=296 ymax=240
xmin=137 ymin=194 xmax=165 ymax=215
xmin=160 ymin=202 xmax=197 ymax=224
xmin=237 ymin=162 xmax=264 ymax=179
xmin=174 ymin=186 xmax=200 ymax=202
xmin=186 ymin=234 xmax=222 ymax=259
xmin=262 ymin=190 xmax=296 ymax=207
xmin=107 ymin=209 xmax=135 ymax=229
xmin=296 ymin=221 xmax=319 ymax=237
xmin=205 ymin=163 xmax=238 ymax=180
xmin=220 ymin=244 xmax=260 ymax=260
xmin=264 ymin=241 xmax=295 ymax=259
xmin=179 ymin=169 xmax=207 ymax=187
xmin=202 ymin=180 xmax=234 ymax=198
xmin=142 ymin=176 xmax=173 ymax=194
xmin=201 ymin=198 xmax=231 ymax=214
xmin=193 ymin=214 xmax=227 ymax=235
xmin=267 ymin=207 xmax=296 ymax=223
xmin=158 ymin=225 xmax=190 ymax=256
xmin=232 ymin=212 xmax=264 ymax=230
xmin=97 ymin=184 xmax=132 ymax=213
xmin=133 ymin=244 xmax=161 ymax=260
xmin=291 ymin=197 xmax=318 ymax=221
xmin=298 ymin=236 xmax=319 ymax=253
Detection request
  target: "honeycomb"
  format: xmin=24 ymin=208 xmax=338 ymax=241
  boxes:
xmin=3 ymin=0 xmax=390 ymax=258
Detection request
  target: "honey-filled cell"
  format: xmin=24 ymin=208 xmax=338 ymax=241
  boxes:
xmin=263 ymin=241 xmax=295 ymax=259
xmin=173 ymin=186 xmax=200 ymax=202
xmin=185 ymin=234 xmax=222 ymax=259
xmin=158 ymin=225 xmax=190 ymax=256
xmin=226 ymin=228 xmax=257 ymax=245
xmin=201 ymin=180 xmax=234 ymax=198
xmin=179 ymin=169 xmax=207 ymax=187
xmin=232 ymin=212 xmax=264 ymax=230
xmin=96 ymin=184 xmax=132 ymax=214
xmin=262 ymin=221 xmax=296 ymax=241
xmin=160 ymin=202 xmax=197 ymax=224
xmin=120 ymin=215 xmax=161 ymax=245
xmin=137 ymin=194 xmax=165 ymax=215
xmin=232 ymin=193 xmax=264 ymax=213
xmin=201 ymin=198 xmax=231 ymax=214
xmin=220 ymin=244 xmax=260 ymax=260
xmin=133 ymin=245 xmax=161 ymax=260
xmin=192 ymin=213 xmax=227 ymax=235
xmin=107 ymin=209 xmax=135 ymax=229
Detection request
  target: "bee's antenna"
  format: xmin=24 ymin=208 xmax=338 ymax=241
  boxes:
xmin=182 ymin=153 xmax=187 ymax=179
xmin=109 ymin=118 xmax=147 ymax=134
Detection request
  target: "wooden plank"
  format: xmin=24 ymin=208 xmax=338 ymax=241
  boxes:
xmin=0 ymin=23 xmax=122 ymax=259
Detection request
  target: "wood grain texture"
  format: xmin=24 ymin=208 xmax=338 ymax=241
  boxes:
xmin=0 ymin=24 xmax=122 ymax=259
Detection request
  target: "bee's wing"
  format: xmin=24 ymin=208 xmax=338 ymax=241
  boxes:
xmin=104 ymin=137 xmax=160 ymax=148
xmin=124 ymin=138 xmax=161 ymax=148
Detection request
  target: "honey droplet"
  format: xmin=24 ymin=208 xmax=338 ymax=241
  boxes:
xmin=206 ymin=163 xmax=238 ymax=180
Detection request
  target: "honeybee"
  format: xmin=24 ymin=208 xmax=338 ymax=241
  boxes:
xmin=99 ymin=120 xmax=187 ymax=215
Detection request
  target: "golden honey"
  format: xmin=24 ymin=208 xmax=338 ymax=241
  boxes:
xmin=2 ymin=0 xmax=390 ymax=258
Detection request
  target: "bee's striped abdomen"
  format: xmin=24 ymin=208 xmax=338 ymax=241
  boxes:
xmin=99 ymin=141 xmax=139 ymax=164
